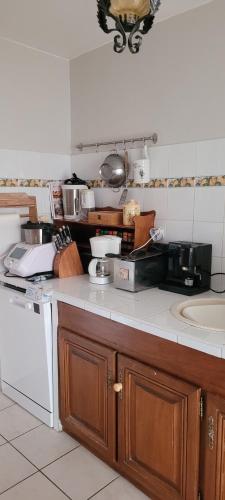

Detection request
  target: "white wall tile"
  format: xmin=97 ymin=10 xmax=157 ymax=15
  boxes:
xmin=125 ymin=188 xmax=145 ymax=211
xmin=93 ymin=188 xmax=103 ymax=208
xmin=194 ymin=187 xmax=225 ymax=222
xmin=155 ymin=219 xmax=167 ymax=240
xmin=165 ymin=221 xmax=193 ymax=242
xmin=168 ymin=142 xmax=197 ymax=178
xmin=143 ymin=188 xmax=168 ymax=219
xmin=196 ymin=139 xmax=223 ymax=176
xmin=211 ymin=257 xmax=223 ymax=292
xmin=149 ymin=146 xmax=170 ymax=179
xmin=0 ymin=149 xmax=71 ymax=180
xmin=222 ymin=224 xmax=225 ymax=258
xmin=0 ymin=150 xmax=40 ymax=179
xmin=193 ymin=222 xmax=223 ymax=257
xmin=40 ymin=153 xmax=71 ymax=180
xmin=211 ymin=257 xmax=222 ymax=274
xmin=167 ymin=188 xmax=195 ymax=221
xmin=220 ymin=259 xmax=225 ymax=292
xmin=216 ymin=138 xmax=225 ymax=173
xmin=72 ymin=152 xmax=106 ymax=180
xmin=100 ymin=188 xmax=124 ymax=209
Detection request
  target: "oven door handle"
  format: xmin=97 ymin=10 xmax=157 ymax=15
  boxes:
xmin=9 ymin=297 xmax=33 ymax=311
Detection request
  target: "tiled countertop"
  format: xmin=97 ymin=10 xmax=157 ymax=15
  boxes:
xmin=50 ymin=275 xmax=225 ymax=359
xmin=1 ymin=272 xmax=225 ymax=359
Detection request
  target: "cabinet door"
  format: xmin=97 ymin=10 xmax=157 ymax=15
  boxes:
xmin=201 ymin=393 xmax=225 ymax=500
xmin=59 ymin=328 xmax=116 ymax=462
xmin=117 ymin=355 xmax=201 ymax=500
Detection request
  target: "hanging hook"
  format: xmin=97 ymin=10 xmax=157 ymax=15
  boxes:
xmin=95 ymin=143 xmax=99 ymax=153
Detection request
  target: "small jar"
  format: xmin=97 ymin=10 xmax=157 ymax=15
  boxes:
xmin=123 ymin=200 xmax=141 ymax=226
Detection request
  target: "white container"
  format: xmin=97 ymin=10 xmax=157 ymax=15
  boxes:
xmin=133 ymin=145 xmax=150 ymax=184
xmin=134 ymin=159 xmax=150 ymax=183
xmin=82 ymin=189 xmax=95 ymax=210
xmin=123 ymin=199 xmax=141 ymax=226
xmin=62 ymin=184 xmax=88 ymax=220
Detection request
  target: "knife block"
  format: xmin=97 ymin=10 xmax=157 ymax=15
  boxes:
xmin=53 ymin=242 xmax=84 ymax=278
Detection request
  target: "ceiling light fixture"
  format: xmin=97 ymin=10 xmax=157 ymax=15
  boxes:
xmin=97 ymin=0 xmax=161 ymax=54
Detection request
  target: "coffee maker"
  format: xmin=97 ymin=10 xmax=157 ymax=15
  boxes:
xmin=88 ymin=235 xmax=121 ymax=285
xmin=159 ymin=241 xmax=212 ymax=296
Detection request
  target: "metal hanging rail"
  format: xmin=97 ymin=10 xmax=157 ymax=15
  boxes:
xmin=74 ymin=133 xmax=158 ymax=152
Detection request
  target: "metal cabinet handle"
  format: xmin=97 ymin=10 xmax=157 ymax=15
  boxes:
xmin=113 ymin=383 xmax=123 ymax=393
xmin=208 ymin=416 xmax=215 ymax=450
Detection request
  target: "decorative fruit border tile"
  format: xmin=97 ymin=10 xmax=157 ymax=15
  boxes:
xmin=0 ymin=176 xmax=225 ymax=189
xmin=0 ymin=178 xmax=52 ymax=188
xmin=195 ymin=176 xmax=225 ymax=187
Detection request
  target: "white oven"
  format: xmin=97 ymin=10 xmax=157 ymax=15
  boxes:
xmin=0 ymin=282 xmax=53 ymax=427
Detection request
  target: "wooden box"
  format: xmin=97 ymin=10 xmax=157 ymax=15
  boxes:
xmin=88 ymin=210 xmax=123 ymax=226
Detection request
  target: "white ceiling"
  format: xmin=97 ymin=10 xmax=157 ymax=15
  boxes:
xmin=0 ymin=0 xmax=213 ymax=60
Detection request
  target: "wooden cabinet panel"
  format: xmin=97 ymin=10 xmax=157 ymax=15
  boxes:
xmin=201 ymin=393 xmax=225 ymax=500
xmin=59 ymin=328 xmax=116 ymax=462
xmin=117 ymin=355 xmax=201 ymax=500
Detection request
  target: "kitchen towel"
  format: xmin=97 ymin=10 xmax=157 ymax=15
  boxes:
xmin=0 ymin=214 xmax=21 ymax=271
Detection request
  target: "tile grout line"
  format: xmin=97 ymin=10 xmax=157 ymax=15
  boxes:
xmin=8 ymin=436 xmax=80 ymax=472
xmin=0 ymin=402 xmax=81 ymax=500
xmin=38 ymin=470 xmax=73 ymax=500
xmin=0 ymin=422 xmax=44 ymax=442
xmin=87 ymin=476 xmax=120 ymax=500
xmin=0 ymin=434 xmax=79 ymax=499
xmin=0 ymin=472 xmax=38 ymax=497
xmin=39 ymin=444 xmax=81 ymax=470
xmin=0 ymin=403 xmax=15 ymax=413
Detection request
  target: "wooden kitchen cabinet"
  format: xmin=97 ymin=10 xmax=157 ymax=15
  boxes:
xmin=59 ymin=328 xmax=117 ymax=462
xmin=58 ymin=303 xmax=225 ymax=500
xmin=117 ymin=355 xmax=201 ymax=500
xmin=201 ymin=393 xmax=225 ymax=500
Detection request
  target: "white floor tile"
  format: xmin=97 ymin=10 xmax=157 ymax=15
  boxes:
xmin=0 ymin=443 xmax=36 ymax=494
xmin=0 ymin=472 xmax=68 ymax=500
xmin=91 ymin=476 xmax=150 ymax=499
xmin=43 ymin=445 xmax=118 ymax=500
xmin=0 ymin=404 xmax=41 ymax=440
xmin=12 ymin=424 xmax=80 ymax=469
xmin=0 ymin=392 xmax=14 ymax=411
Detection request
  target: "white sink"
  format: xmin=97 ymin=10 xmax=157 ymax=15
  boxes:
xmin=171 ymin=298 xmax=225 ymax=332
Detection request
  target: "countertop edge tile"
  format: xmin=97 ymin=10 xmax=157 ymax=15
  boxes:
xmin=84 ymin=301 xmax=111 ymax=319
xmin=178 ymin=336 xmax=222 ymax=358
xmin=110 ymin=312 xmax=178 ymax=342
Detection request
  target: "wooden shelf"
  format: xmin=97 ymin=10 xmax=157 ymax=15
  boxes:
xmin=54 ymin=211 xmax=156 ymax=271
xmin=0 ymin=193 xmax=38 ymax=222
xmin=55 ymin=219 xmax=135 ymax=231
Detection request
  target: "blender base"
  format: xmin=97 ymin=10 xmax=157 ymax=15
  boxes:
xmin=89 ymin=275 xmax=113 ymax=285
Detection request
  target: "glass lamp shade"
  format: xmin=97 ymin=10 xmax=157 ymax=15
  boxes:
xmin=97 ymin=0 xmax=161 ymax=53
xmin=109 ymin=0 xmax=151 ymax=21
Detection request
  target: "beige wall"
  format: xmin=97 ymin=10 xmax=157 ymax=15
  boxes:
xmin=70 ymin=0 xmax=225 ymax=147
xmin=0 ymin=39 xmax=70 ymax=154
